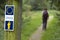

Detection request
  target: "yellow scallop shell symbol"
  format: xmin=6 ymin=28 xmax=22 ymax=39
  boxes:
xmin=7 ymin=21 xmax=11 ymax=29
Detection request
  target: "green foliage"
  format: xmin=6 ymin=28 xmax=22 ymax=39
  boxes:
xmin=52 ymin=0 xmax=60 ymax=10
xmin=22 ymin=11 xmax=42 ymax=40
xmin=0 ymin=9 xmax=4 ymax=15
xmin=23 ymin=4 xmax=32 ymax=11
xmin=23 ymin=0 xmax=53 ymax=10
xmin=22 ymin=0 xmax=60 ymax=11
xmin=0 ymin=0 xmax=6 ymax=4
xmin=0 ymin=16 xmax=4 ymax=40
xmin=41 ymin=10 xmax=60 ymax=40
xmin=0 ymin=0 xmax=6 ymax=10
xmin=0 ymin=0 xmax=6 ymax=15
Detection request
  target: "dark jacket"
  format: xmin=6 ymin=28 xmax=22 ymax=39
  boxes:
xmin=43 ymin=10 xmax=49 ymax=22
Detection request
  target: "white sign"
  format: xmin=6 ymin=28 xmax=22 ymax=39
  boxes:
xmin=4 ymin=5 xmax=15 ymax=31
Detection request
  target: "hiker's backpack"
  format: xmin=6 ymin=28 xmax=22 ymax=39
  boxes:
xmin=43 ymin=10 xmax=49 ymax=19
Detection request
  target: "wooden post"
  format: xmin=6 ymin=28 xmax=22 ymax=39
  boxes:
xmin=4 ymin=0 xmax=17 ymax=40
xmin=4 ymin=0 xmax=22 ymax=40
xmin=16 ymin=0 xmax=22 ymax=40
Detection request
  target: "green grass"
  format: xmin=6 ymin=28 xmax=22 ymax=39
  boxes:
xmin=22 ymin=10 xmax=57 ymax=40
xmin=0 ymin=10 xmax=59 ymax=40
xmin=41 ymin=10 xmax=60 ymax=40
xmin=48 ymin=10 xmax=56 ymax=16
xmin=22 ymin=11 xmax=42 ymax=40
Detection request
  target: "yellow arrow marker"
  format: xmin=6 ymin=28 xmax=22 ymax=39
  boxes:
xmin=7 ymin=21 xmax=11 ymax=29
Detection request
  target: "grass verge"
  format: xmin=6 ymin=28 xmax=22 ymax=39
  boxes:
xmin=41 ymin=12 xmax=60 ymax=40
xmin=22 ymin=11 xmax=42 ymax=40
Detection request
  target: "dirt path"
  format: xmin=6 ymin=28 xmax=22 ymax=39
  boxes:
xmin=29 ymin=16 xmax=54 ymax=40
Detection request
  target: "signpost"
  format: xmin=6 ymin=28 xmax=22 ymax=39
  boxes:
xmin=4 ymin=5 xmax=14 ymax=31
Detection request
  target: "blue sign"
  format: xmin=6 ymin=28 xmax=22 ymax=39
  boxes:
xmin=6 ymin=6 xmax=14 ymax=15
xmin=4 ymin=5 xmax=14 ymax=31
xmin=5 ymin=21 xmax=14 ymax=30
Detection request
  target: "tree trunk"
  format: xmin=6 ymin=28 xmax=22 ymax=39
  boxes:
xmin=4 ymin=0 xmax=22 ymax=40
xmin=4 ymin=0 xmax=18 ymax=40
xmin=16 ymin=0 xmax=22 ymax=40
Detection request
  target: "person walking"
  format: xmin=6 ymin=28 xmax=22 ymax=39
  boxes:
xmin=42 ymin=8 xmax=49 ymax=30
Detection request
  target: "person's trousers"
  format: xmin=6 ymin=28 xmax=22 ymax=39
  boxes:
xmin=42 ymin=21 xmax=47 ymax=30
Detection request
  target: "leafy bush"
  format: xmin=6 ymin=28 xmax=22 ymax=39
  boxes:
xmin=0 ymin=9 xmax=4 ymax=15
